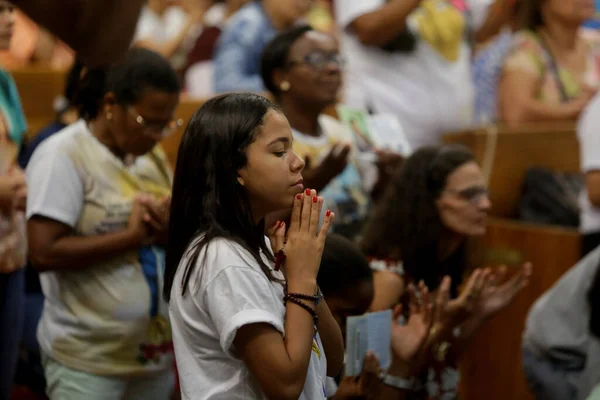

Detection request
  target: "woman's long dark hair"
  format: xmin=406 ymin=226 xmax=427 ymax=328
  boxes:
xmin=163 ymin=93 xmax=281 ymax=302
xmin=360 ymin=145 xmax=476 ymax=295
xmin=517 ymin=0 xmax=544 ymax=31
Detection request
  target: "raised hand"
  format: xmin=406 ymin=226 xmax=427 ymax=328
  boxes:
xmin=284 ymin=189 xmax=334 ymax=284
xmin=475 ymin=263 xmax=532 ymax=319
xmin=390 ymin=282 xmax=433 ymax=364
xmin=442 ymin=269 xmax=489 ymax=327
xmin=321 ymin=143 xmax=351 ymax=178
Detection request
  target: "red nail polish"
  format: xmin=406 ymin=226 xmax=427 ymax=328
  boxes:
xmin=312 ymin=196 xmax=317 ymax=203
xmin=305 ymin=189 xmax=311 ymax=196
xmin=296 ymin=194 xmax=302 ymax=200
xmin=273 ymin=220 xmax=280 ymax=228
xmin=326 ymin=210 xmax=331 ymax=217
xmin=278 ymin=221 xmax=284 ymax=228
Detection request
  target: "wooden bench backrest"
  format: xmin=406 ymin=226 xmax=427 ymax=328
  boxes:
xmin=12 ymin=67 xmax=67 ymax=138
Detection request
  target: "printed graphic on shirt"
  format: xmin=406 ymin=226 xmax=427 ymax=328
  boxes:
xmin=312 ymin=331 xmax=322 ymax=360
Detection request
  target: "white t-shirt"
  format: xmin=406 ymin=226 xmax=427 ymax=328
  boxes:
xmin=26 ymin=120 xmax=174 ymax=375
xmin=134 ymin=6 xmax=188 ymax=44
xmin=169 ymin=237 xmax=328 ymax=399
xmin=578 ymin=93 xmax=600 ymax=233
xmin=335 ymin=0 xmax=491 ymax=149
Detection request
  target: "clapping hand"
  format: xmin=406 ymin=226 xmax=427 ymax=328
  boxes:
xmin=390 ymin=282 xmax=433 ymax=365
xmin=474 ymin=263 xmax=532 ymax=319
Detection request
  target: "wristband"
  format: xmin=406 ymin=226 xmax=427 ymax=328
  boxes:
xmin=381 ymin=373 xmax=418 ymax=391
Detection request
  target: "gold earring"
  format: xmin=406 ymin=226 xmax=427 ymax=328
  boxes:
xmin=106 ymin=112 xmax=112 ymax=120
xmin=280 ymin=81 xmax=291 ymax=92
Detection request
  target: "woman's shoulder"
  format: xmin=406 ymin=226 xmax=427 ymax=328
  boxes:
xmin=509 ymin=30 xmax=544 ymax=53
xmin=29 ymin=120 xmax=88 ymax=159
xmin=186 ymin=236 xmax=274 ymax=281
xmin=503 ymin=30 xmax=545 ymax=74
xmin=175 ymin=235 xmax=279 ymax=298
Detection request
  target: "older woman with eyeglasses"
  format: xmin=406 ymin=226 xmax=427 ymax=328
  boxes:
xmin=25 ymin=48 xmax=181 ymax=400
xmin=260 ymin=25 xmax=399 ymax=239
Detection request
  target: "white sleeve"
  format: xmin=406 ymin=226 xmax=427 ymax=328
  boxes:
xmin=204 ymin=265 xmax=284 ymax=358
xmin=334 ymin=0 xmax=385 ymax=31
xmin=134 ymin=10 xmax=157 ymax=42
xmin=578 ymin=94 xmax=600 ymax=172
xmin=325 ymin=377 xmax=339 ymax=397
xmin=164 ymin=7 xmax=189 ymax=39
xmin=467 ymin=0 xmax=494 ymax=31
xmin=25 ymin=146 xmax=84 ymax=228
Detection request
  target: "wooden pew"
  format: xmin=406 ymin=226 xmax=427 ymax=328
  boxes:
xmin=12 ymin=67 xmax=67 ymax=139
xmin=443 ymin=123 xmax=582 ymax=400
xmin=460 ymin=218 xmax=580 ymax=400
xmin=444 ymin=122 xmax=579 ymax=218
xmin=160 ymin=98 xmax=207 ymax=168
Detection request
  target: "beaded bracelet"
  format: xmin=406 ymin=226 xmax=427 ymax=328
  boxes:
xmin=284 ymin=295 xmax=319 ymax=326
xmin=284 ymin=285 xmax=323 ymax=305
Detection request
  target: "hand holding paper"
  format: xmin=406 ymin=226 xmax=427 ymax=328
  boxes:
xmin=345 ymin=282 xmax=433 ymax=377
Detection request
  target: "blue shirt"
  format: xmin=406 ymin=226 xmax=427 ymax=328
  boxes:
xmin=18 ymin=121 xmax=66 ymax=168
xmin=213 ymin=2 xmax=277 ymax=93
xmin=472 ymin=30 xmax=513 ymax=123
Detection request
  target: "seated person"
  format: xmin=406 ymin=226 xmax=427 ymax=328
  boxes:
xmin=315 ymin=233 xmax=375 ymax=398
xmin=360 ymin=145 xmax=531 ymax=398
xmin=523 ymin=245 xmax=600 ymax=400
xmin=133 ymin=0 xmax=205 ymax=68
xmin=213 ymin=0 xmax=312 ymax=93
xmin=499 ymin=0 xmax=600 ymax=126
xmin=577 ymin=92 xmax=600 ymax=256
xmin=182 ymin=0 xmax=251 ymax=97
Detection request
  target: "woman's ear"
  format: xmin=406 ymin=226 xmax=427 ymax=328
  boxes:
xmin=237 ymin=175 xmax=245 ymax=186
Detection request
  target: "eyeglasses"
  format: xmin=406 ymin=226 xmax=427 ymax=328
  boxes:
xmin=127 ymin=107 xmax=183 ymax=139
xmin=445 ymin=186 xmax=489 ymax=204
xmin=287 ymin=51 xmax=345 ymax=71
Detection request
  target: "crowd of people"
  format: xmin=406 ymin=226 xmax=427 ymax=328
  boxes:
xmin=0 ymin=0 xmax=599 ymax=399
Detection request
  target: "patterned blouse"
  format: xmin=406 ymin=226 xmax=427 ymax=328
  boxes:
xmin=502 ymin=28 xmax=600 ymax=104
